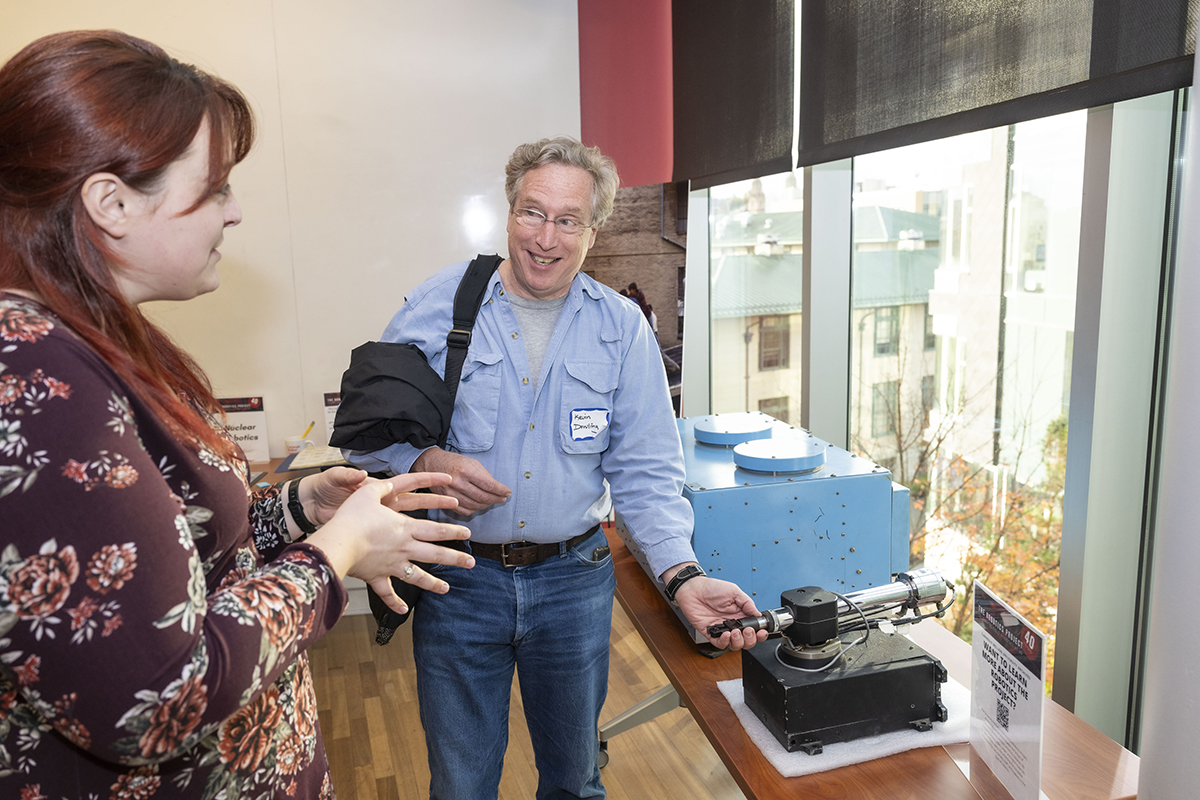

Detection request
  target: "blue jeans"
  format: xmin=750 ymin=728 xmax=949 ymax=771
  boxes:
xmin=413 ymin=528 xmax=616 ymax=800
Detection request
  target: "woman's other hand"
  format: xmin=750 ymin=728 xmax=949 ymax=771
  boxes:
xmin=304 ymin=475 xmax=474 ymax=615
xmin=298 ymin=467 xmax=462 ymax=524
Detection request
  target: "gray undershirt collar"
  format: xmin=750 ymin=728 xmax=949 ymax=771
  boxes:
xmin=507 ymin=293 xmax=567 ymax=392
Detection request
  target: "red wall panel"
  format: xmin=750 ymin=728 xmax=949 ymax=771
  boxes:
xmin=578 ymin=0 xmax=673 ymax=188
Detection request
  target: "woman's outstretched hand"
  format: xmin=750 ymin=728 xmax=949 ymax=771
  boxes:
xmin=304 ymin=472 xmax=474 ymax=614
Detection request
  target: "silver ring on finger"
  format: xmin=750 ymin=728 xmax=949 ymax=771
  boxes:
xmin=403 ymin=564 xmax=415 ymax=580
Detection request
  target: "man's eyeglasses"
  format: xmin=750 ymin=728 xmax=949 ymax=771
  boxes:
xmin=511 ymin=207 xmax=593 ymax=237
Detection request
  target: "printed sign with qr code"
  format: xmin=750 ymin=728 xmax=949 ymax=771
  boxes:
xmin=970 ymin=581 xmax=1045 ymax=800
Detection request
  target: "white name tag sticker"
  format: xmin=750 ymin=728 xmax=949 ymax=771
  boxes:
xmin=570 ymin=408 xmax=610 ymax=441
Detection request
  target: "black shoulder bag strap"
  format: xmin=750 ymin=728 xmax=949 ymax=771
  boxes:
xmin=371 ymin=253 xmax=502 ymax=645
xmin=441 ymin=253 xmax=503 ymax=437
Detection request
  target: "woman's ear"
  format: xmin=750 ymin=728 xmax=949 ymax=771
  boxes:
xmin=80 ymin=173 xmax=136 ymax=238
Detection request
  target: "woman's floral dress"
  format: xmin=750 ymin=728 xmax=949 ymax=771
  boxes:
xmin=0 ymin=294 xmax=347 ymax=799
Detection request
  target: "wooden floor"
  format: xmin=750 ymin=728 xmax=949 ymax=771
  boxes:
xmin=309 ymin=603 xmax=748 ymax=800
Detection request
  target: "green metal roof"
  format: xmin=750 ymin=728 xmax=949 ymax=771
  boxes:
xmin=710 ymin=206 xmax=939 ymax=248
xmin=853 ymin=205 xmax=941 ymax=244
xmin=711 ymin=253 xmax=804 ymax=318
xmin=852 ymin=248 xmax=938 ymax=307
xmin=706 ymin=205 xmax=940 ymax=318
xmin=708 ymin=248 xmax=938 ymax=318
xmin=711 ymin=211 xmax=804 ymax=247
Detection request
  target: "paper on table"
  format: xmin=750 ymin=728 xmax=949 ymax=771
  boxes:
xmin=286 ymin=445 xmax=349 ymax=471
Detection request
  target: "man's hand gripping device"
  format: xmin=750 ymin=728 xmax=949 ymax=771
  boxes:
xmin=716 ymin=568 xmax=957 ymax=754
xmin=708 ymin=568 xmax=954 ymax=670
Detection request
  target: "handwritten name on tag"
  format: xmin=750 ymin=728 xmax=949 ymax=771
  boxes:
xmin=570 ymin=408 xmax=610 ymax=441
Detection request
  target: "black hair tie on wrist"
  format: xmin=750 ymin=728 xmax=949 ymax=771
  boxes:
xmin=287 ymin=479 xmax=319 ymax=535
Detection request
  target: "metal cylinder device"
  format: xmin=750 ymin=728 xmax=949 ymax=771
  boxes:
xmin=835 ymin=568 xmax=948 ymax=614
xmin=706 ymin=568 xmax=950 ymax=641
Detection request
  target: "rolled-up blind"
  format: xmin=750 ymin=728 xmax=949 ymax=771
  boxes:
xmin=797 ymin=0 xmax=1196 ymax=167
xmin=672 ymin=0 xmax=794 ymax=188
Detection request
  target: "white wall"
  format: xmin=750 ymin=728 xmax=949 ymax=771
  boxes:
xmin=0 ymin=1 xmax=581 ymax=455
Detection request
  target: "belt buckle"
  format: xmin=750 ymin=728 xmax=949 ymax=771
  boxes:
xmin=500 ymin=541 xmax=538 ymax=568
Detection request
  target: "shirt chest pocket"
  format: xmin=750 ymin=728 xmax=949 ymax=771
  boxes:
xmin=448 ymin=347 xmax=503 ymax=453
xmin=560 ymin=359 xmax=619 ymax=454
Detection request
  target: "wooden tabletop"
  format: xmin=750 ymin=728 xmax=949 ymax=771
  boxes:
xmin=605 ymin=528 xmax=1139 ymax=800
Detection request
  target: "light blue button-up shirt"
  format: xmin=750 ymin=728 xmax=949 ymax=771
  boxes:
xmin=345 ymin=261 xmax=696 ymax=580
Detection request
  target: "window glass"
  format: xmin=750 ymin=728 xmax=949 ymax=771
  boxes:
xmin=708 ymin=173 xmax=804 ymax=419
xmin=871 ymin=380 xmax=899 ymax=437
xmin=758 ymin=396 xmax=790 ymax=423
xmin=849 ymin=112 xmax=1086 ymax=693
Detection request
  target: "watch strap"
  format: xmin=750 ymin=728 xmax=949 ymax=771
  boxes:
xmin=665 ymin=564 xmax=705 ymax=605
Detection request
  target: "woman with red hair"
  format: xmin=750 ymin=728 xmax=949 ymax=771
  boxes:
xmin=0 ymin=30 xmax=473 ymax=798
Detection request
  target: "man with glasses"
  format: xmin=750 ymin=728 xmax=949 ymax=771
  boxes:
xmin=347 ymin=137 xmax=765 ymax=800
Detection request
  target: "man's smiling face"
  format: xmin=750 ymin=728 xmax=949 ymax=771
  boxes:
xmin=501 ymin=162 xmax=598 ymax=301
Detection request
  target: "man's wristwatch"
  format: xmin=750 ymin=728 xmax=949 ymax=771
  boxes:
xmin=664 ymin=564 xmax=706 ymax=606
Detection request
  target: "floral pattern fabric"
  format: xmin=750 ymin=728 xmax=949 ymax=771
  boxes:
xmin=0 ymin=294 xmax=346 ymax=800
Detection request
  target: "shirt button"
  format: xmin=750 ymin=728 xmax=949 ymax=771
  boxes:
xmin=519 ymin=521 xmax=526 ymax=528
xmin=529 ymin=423 xmax=535 ymax=430
xmin=500 ymin=289 xmax=505 ymax=296
xmin=512 ymin=332 xmax=519 ymax=339
xmin=525 ymin=471 xmax=531 ymax=479
xmin=522 ymin=377 xmax=529 ymax=385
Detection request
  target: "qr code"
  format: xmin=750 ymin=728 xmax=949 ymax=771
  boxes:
xmin=996 ymin=699 xmax=1010 ymax=730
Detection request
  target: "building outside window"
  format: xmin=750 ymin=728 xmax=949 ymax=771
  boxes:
xmin=708 ymin=172 xmax=804 ymax=422
xmin=922 ymin=374 xmax=936 ymax=423
xmin=846 ymin=111 xmax=1087 ymax=693
xmin=758 ymin=315 xmax=790 ymax=370
xmin=874 ymin=306 xmax=899 ymax=355
xmin=871 ymin=380 xmax=899 ymax=437
xmin=758 ymin=396 xmax=789 ymax=423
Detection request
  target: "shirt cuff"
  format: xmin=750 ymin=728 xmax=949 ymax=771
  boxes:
xmin=643 ymin=539 xmax=700 ymax=584
xmin=342 ymin=441 xmax=425 ymax=475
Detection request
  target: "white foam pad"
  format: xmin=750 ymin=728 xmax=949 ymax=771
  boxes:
xmin=715 ymin=676 xmax=971 ymax=777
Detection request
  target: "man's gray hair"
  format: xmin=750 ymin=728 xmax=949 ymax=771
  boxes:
xmin=505 ymin=136 xmax=620 ymax=228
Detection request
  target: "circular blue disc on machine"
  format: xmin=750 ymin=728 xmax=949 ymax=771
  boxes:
xmin=733 ymin=436 xmax=827 ymax=474
xmin=693 ymin=413 xmax=775 ymax=446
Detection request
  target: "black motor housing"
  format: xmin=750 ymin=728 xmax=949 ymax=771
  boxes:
xmin=741 ymin=631 xmax=948 ymax=755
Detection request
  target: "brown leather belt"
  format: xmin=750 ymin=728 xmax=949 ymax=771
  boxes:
xmin=471 ymin=525 xmax=601 ymax=568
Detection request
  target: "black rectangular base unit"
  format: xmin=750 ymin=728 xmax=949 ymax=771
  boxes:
xmin=741 ymin=631 xmax=948 ymax=754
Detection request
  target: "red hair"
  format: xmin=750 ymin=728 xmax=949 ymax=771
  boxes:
xmin=0 ymin=30 xmax=255 ymax=458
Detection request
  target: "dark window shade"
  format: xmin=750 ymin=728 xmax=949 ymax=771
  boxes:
xmin=797 ymin=0 xmax=1196 ymax=168
xmin=672 ymin=0 xmax=794 ymax=188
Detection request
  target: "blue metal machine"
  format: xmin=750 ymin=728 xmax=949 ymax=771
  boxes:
xmin=617 ymin=411 xmax=911 ymax=642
